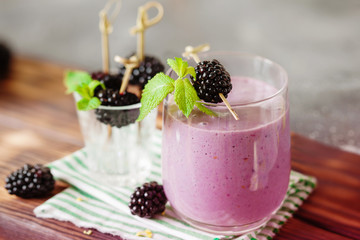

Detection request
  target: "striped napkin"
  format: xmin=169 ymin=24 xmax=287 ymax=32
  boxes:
xmin=34 ymin=132 xmax=317 ymax=240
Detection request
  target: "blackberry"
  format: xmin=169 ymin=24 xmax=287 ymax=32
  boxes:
xmin=5 ymin=164 xmax=55 ymax=198
xmin=91 ymin=71 xmax=122 ymax=90
xmin=129 ymin=181 xmax=167 ymax=218
xmin=119 ymin=55 xmax=164 ymax=88
xmin=192 ymin=59 xmax=232 ymax=103
xmin=95 ymin=89 xmax=140 ymax=128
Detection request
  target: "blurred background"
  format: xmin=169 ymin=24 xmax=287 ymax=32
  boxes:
xmin=0 ymin=0 xmax=359 ymax=154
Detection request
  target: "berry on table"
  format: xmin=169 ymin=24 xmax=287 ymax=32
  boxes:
xmin=5 ymin=164 xmax=55 ymax=198
xmin=192 ymin=59 xmax=232 ymax=103
xmin=129 ymin=181 xmax=167 ymax=218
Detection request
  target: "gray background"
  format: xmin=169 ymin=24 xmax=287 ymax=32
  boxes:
xmin=1 ymin=0 xmax=359 ymax=154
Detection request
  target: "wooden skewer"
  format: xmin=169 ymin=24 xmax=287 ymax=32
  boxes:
xmin=219 ymin=93 xmax=239 ymax=120
xmin=183 ymin=44 xmax=239 ymax=120
xmin=191 ymin=54 xmax=201 ymax=64
xmin=99 ymin=0 xmax=122 ymax=136
xmin=114 ymin=55 xmax=139 ymax=94
xmin=119 ymin=64 xmax=136 ymax=94
xmin=113 ymin=2 xmax=163 ymax=94
xmin=99 ymin=0 xmax=121 ymax=73
xmin=130 ymin=1 xmax=164 ymax=62
xmin=107 ymin=125 xmax=112 ymax=139
xmin=99 ymin=12 xmax=110 ymax=74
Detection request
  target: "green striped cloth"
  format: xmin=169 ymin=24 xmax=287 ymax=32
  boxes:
xmin=34 ymin=132 xmax=316 ymax=240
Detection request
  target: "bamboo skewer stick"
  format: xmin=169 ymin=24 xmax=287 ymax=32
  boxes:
xmin=107 ymin=124 xmax=113 ymax=138
xmin=113 ymin=2 xmax=163 ymax=95
xmin=99 ymin=0 xmax=121 ymax=73
xmin=130 ymin=1 xmax=164 ymax=62
xmin=99 ymin=0 xmax=122 ymax=137
xmin=99 ymin=8 xmax=113 ymax=137
xmin=219 ymin=93 xmax=239 ymax=120
xmin=99 ymin=12 xmax=110 ymax=74
xmin=183 ymin=44 xmax=239 ymax=120
xmin=120 ymin=65 xmax=136 ymax=94
xmin=114 ymin=55 xmax=139 ymax=94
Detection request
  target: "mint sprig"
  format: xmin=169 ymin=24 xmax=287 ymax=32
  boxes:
xmin=64 ymin=71 xmax=105 ymax=111
xmin=137 ymin=58 xmax=215 ymax=121
xmin=174 ymin=78 xmax=198 ymax=117
xmin=137 ymin=72 xmax=175 ymax=121
xmin=167 ymin=57 xmax=196 ymax=79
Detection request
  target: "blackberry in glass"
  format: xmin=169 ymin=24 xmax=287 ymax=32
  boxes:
xmin=91 ymin=71 xmax=122 ymax=91
xmin=95 ymin=89 xmax=140 ymax=128
xmin=118 ymin=55 xmax=164 ymax=88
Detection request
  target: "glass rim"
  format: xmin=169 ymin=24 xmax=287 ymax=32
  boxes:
xmin=96 ymin=102 xmax=141 ymax=110
xmin=168 ymin=51 xmax=288 ymax=107
xmin=73 ymin=92 xmax=141 ymax=110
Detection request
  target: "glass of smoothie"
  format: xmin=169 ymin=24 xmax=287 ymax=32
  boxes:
xmin=162 ymin=52 xmax=290 ymax=234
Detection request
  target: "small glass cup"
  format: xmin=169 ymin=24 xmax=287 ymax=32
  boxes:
xmin=74 ymin=94 xmax=156 ymax=186
xmin=162 ymin=52 xmax=290 ymax=234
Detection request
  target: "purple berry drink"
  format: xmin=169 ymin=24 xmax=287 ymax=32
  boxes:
xmin=162 ymin=53 xmax=290 ymax=234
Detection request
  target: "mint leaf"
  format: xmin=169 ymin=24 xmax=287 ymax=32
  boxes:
xmin=75 ymin=85 xmax=91 ymax=100
xmin=64 ymin=70 xmax=106 ymax=111
xmin=138 ymin=58 xmax=215 ymax=121
xmin=167 ymin=57 xmax=189 ymax=78
xmin=195 ymin=101 xmax=217 ymax=117
xmin=174 ymin=78 xmax=198 ymax=117
xmin=137 ymin=72 xmax=175 ymax=121
xmin=76 ymin=98 xmax=89 ymax=110
xmin=65 ymin=71 xmax=92 ymax=94
xmin=87 ymin=97 xmax=102 ymax=110
xmin=89 ymin=80 xmax=105 ymax=97
xmin=184 ymin=67 xmax=196 ymax=79
xmin=166 ymin=58 xmax=178 ymax=76
xmin=76 ymin=97 xmax=101 ymax=111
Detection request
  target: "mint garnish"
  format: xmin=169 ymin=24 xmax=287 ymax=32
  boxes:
xmin=137 ymin=57 xmax=215 ymax=121
xmin=137 ymin=72 xmax=175 ymax=121
xmin=174 ymin=78 xmax=198 ymax=117
xmin=64 ymin=71 xmax=105 ymax=111
xmin=167 ymin=57 xmax=196 ymax=79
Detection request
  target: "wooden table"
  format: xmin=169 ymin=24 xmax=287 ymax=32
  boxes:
xmin=0 ymin=57 xmax=359 ymax=240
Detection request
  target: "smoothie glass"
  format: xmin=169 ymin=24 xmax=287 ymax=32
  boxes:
xmin=75 ymin=94 xmax=156 ymax=186
xmin=162 ymin=52 xmax=290 ymax=234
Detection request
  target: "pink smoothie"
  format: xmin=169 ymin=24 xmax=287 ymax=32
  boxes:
xmin=162 ymin=76 xmax=290 ymax=226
